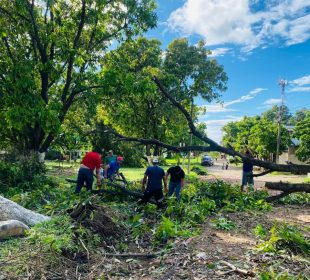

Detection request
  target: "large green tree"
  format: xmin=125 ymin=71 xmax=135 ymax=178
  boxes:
xmin=294 ymin=112 xmax=310 ymax=162
xmin=163 ymin=39 xmax=228 ymax=103
xmin=99 ymin=37 xmax=188 ymax=156
xmin=222 ymin=116 xmax=290 ymax=160
xmin=0 ymin=0 xmax=156 ymax=153
xmin=262 ymin=105 xmax=292 ymax=124
xmin=288 ymin=108 xmax=310 ymax=125
xmin=98 ymin=37 xmax=226 ymax=156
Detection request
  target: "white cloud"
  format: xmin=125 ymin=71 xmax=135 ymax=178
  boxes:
xmin=263 ymin=98 xmax=282 ymax=105
xmin=200 ymin=104 xmax=236 ymax=113
xmin=290 ymin=75 xmax=310 ymax=86
xmin=200 ymin=87 xmax=266 ymax=117
xmin=209 ymin=48 xmax=231 ymax=57
xmin=288 ymin=86 xmax=310 ymax=92
xmin=287 ymin=75 xmax=310 ymax=92
xmin=225 ymin=88 xmax=266 ymax=106
xmin=168 ymin=0 xmax=310 ymax=52
xmin=201 ymin=116 xmax=243 ymax=143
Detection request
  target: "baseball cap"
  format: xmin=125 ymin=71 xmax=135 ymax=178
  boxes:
xmin=117 ymin=156 xmax=124 ymax=162
xmin=152 ymin=158 xmax=159 ymax=164
xmin=108 ymin=150 xmax=113 ymax=153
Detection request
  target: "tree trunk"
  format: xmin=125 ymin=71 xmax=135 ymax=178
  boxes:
xmin=265 ymin=182 xmax=310 ymax=202
xmin=0 ymin=196 xmax=50 ymax=226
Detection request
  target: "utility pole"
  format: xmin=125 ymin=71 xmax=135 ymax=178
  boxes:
xmin=187 ymin=95 xmax=194 ymax=174
xmin=276 ymin=79 xmax=287 ymax=164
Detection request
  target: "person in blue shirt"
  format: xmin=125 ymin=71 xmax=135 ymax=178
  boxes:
xmin=140 ymin=158 xmax=167 ymax=208
xmin=241 ymin=150 xmax=254 ymax=191
xmin=104 ymin=156 xmax=123 ymax=180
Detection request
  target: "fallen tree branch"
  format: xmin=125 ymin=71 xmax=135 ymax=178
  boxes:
xmin=101 ymin=252 xmax=159 ymax=258
xmin=219 ymin=260 xmax=255 ymax=277
xmin=66 ymin=178 xmax=157 ymax=204
xmin=152 ymin=76 xmax=310 ymax=175
xmin=265 ymin=181 xmax=310 ymax=202
xmin=252 ymin=170 xmax=272 ymax=177
xmin=265 ymin=182 xmax=310 ymax=193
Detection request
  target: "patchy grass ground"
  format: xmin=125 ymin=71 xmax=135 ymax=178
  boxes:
xmin=1 ymin=161 xmax=309 ymax=280
xmin=90 ymin=205 xmax=309 ymax=280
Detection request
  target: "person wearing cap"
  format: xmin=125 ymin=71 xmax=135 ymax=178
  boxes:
xmin=75 ymin=150 xmax=102 ymax=193
xmin=140 ymin=158 xmax=168 ymax=208
xmin=104 ymin=150 xmax=117 ymax=165
xmin=166 ymin=165 xmax=185 ymax=201
xmin=104 ymin=156 xmax=124 ymax=180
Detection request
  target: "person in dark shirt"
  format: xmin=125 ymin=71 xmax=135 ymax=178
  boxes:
xmin=140 ymin=158 xmax=167 ymax=208
xmin=75 ymin=151 xmax=102 ymax=193
xmin=241 ymin=150 xmax=254 ymax=191
xmin=166 ymin=165 xmax=185 ymax=201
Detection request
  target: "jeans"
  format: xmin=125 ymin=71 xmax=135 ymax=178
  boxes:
xmin=168 ymin=182 xmax=182 ymax=201
xmin=242 ymin=171 xmax=254 ymax=186
xmin=75 ymin=167 xmax=93 ymax=193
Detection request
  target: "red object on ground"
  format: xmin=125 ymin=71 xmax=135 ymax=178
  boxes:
xmin=81 ymin=152 xmax=102 ymax=171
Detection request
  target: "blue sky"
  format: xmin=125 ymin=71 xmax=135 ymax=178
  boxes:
xmin=145 ymin=0 xmax=310 ymax=143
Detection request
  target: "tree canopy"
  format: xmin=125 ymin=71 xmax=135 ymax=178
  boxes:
xmin=294 ymin=112 xmax=310 ymax=162
xmin=222 ymin=116 xmax=290 ymax=160
xmin=0 ymin=0 xmax=156 ymax=153
xmin=95 ymin=37 xmax=227 ymax=156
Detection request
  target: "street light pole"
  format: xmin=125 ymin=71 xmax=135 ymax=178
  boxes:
xmin=276 ymin=79 xmax=287 ymax=164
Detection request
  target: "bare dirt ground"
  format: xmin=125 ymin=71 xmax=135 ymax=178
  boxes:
xmin=99 ymin=205 xmax=310 ymax=280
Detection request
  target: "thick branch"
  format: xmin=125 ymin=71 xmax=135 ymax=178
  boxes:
xmin=252 ymin=170 xmax=272 ymax=177
xmin=265 ymin=181 xmax=310 ymax=202
xmin=265 ymin=182 xmax=310 ymax=193
xmin=61 ymin=0 xmax=86 ymax=102
xmin=2 ymin=36 xmax=15 ymax=63
xmin=26 ymin=1 xmax=49 ymax=103
xmin=152 ymin=76 xmax=310 ymax=174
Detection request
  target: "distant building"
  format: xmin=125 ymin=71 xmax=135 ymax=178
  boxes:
xmin=278 ymin=126 xmax=307 ymax=165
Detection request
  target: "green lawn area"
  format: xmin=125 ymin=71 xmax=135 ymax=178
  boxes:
xmin=46 ymin=159 xmax=201 ymax=183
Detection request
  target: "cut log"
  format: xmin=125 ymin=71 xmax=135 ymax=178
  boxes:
xmin=265 ymin=182 xmax=310 ymax=202
xmin=0 ymin=195 xmax=50 ymax=226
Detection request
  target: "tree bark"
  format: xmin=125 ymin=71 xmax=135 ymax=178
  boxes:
xmin=265 ymin=182 xmax=310 ymax=202
xmin=0 ymin=195 xmax=50 ymax=226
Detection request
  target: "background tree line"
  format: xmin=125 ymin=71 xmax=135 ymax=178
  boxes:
xmin=222 ymin=105 xmax=310 ymax=162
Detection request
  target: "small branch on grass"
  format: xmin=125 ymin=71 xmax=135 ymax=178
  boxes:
xmin=101 ymin=252 xmax=159 ymax=258
xmin=218 ymin=260 xmax=255 ymax=277
xmin=78 ymin=238 xmax=90 ymax=261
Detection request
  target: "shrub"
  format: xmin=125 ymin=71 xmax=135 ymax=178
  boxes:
xmin=191 ymin=166 xmax=207 ymax=175
xmin=212 ymin=217 xmax=236 ymax=231
xmin=0 ymin=152 xmax=48 ymax=193
xmin=259 ymin=267 xmax=305 ymax=280
xmin=256 ymin=223 xmax=310 ymax=256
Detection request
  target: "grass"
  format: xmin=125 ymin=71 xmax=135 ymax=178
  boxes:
xmin=46 ymin=159 xmax=202 ymax=182
xmin=304 ymin=177 xmax=310 ymax=183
